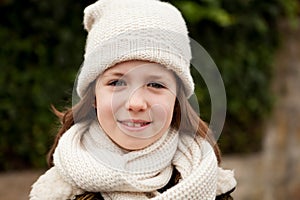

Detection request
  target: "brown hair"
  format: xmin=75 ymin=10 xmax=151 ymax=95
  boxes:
xmin=47 ymin=79 xmax=221 ymax=166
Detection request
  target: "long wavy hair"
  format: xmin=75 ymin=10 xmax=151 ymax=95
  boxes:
xmin=47 ymin=76 xmax=221 ymax=166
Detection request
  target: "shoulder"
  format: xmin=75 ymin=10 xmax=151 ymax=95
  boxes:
xmin=29 ymin=167 xmax=83 ymax=200
xmin=74 ymin=192 xmax=104 ymax=200
xmin=215 ymin=188 xmax=235 ymax=200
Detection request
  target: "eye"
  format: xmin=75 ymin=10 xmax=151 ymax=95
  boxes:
xmin=147 ymin=82 xmax=165 ymax=89
xmin=108 ymin=79 xmax=126 ymax=86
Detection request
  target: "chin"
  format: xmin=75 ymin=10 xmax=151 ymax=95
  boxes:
xmin=118 ymin=141 xmax=151 ymax=151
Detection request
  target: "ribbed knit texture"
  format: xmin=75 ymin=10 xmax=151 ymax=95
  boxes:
xmin=53 ymin=120 xmax=218 ymax=199
xmin=55 ymin=121 xmax=178 ymax=192
xmin=30 ymin=121 xmax=237 ymax=199
xmin=76 ymin=0 xmax=194 ymax=98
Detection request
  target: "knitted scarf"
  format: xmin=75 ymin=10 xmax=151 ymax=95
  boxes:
xmin=30 ymin=121 xmax=236 ymax=200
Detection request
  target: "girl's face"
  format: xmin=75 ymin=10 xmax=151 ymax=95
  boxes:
xmin=95 ymin=60 xmax=177 ymax=150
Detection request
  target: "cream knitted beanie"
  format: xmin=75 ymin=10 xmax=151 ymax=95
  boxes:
xmin=76 ymin=0 xmax=194 ymax=98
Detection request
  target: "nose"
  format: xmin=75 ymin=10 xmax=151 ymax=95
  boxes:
xmin=125 ymin=88 xmax=147 ymax=112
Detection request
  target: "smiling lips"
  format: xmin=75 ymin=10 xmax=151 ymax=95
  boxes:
xmin=118 ymin=120 xmax=151 ymax=128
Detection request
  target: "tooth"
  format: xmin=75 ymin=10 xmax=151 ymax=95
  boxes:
xmin=134 ymin=123 xmax=141 ymax=128
xmin=127 ymin=122 xmax=134 ymax=127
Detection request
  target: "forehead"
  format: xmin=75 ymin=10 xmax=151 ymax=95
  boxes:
xmin=103 ymin=60 xmax=174 ymax=76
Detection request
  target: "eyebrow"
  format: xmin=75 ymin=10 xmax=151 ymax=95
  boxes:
xmin=102 ymin=71 xmax=124 ymax=78
xmin=147 ymin=74 xmax=165 ymax=79
xmin=102 ymin=71 xmax=175 ymax=83
xmin=102 ymin=72 xmax=165 ymax=78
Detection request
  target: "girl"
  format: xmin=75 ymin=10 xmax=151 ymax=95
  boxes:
xmin=30 ymin=0 xmax=236 ymax=199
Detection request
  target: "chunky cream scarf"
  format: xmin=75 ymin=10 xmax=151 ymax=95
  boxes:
xmin=30 ymin=121 xmax=236 ymax=200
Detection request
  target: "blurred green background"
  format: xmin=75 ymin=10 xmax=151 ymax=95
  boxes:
xmin=0 ymin=0 xmax=299 ymax=171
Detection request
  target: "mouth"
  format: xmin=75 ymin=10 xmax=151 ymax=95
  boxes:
xmin=117 ymin=119 xmax=160 ymax=139
xmin=118 ymin=120 xmax=151 ymax=128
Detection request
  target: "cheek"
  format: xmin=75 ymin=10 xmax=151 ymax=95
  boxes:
xmin=151 ymin=95 xmax=176 ymax=125
xmin=95 ymin=91 xmax=125 ymax=124
xmin=95 ymin=93 xmax=115 ymax=124
xmin=164 ymin=96 xmax=176 ymax=124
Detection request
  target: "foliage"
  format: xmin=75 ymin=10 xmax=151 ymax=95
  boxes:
xmin=0 ymin=0 xmax=94 ymax=170
xmin=0 ymin=0 xmax=299 ymax=170
xmin=172 ymin=0 xmax=299 ymax=153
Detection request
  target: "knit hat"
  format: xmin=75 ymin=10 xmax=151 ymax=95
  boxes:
xmin=76 ymin=0 xmax=194 ymax=98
